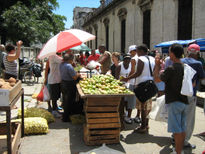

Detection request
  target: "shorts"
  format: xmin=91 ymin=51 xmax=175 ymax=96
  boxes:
xmin=167 ymin=101 xmax=187 ymax=133
xmin=48 ymin=83 xmax=61 ymax=101
xmin=155 ymin=81 xmax=165 ymax=91
xmin=136 ymin=98 xmax=152 ymax=111
xmin=124 ymin=84 xmax=136 ymax=109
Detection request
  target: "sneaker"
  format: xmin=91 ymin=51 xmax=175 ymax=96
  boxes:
xmin=124 ymin=116 xmax=132 ymax=124
xmin=57 ymin=106 xmax=63 ymax=110
xmin=183 ymin=143 xmax=196 ymax=149
xmin=52 ymin=110 xmax=62 ymax=118
xmin=171 ymin=138 xmax=175 ymax=146
xmin=134 ymin=116 xmax=141 ymax=123
xmin=171 ymin=148 xmax=184 ymax=154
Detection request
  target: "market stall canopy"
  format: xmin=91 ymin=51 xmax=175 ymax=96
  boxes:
xmin=155 ymin=38 xmax=205 ymax=53
xmin=70 ymin=43 xmax=91 ymax=51
xmin=37 ymin=29 xmax=95 ymax=59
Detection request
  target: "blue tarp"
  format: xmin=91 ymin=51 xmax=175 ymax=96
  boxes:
xmin=155 ymin=38 xmax=205 ymax=53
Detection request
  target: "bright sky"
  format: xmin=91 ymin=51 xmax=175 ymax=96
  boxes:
xmin=53 ymin=0 xmax=101 ymax=29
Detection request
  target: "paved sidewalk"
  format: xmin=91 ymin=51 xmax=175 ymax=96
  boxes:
xmin=1 ymin=76 xmax=205 ymax=154
xmin=18 ymin=106 xmax=205 ymax=154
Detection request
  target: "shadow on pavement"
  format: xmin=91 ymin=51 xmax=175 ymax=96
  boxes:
xmin=124 ymin=131 xmax=171 ymax=146
xmin=124 ymin=131 xmax=173 ymax=153
xmin=49 ymin=119 xmax=126 ymax=154
xmin=123 ymin=122 xmax=140 ymax=131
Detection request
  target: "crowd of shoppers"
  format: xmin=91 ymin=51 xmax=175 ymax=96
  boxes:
xmin=2 ymin=40 xmax=201 ymax=154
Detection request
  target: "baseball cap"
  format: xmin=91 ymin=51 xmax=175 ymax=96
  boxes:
xmin=128 ymin=45 xmax=137 ymax=53
xmin=188 ymin=44 xmax=200 ymax=54
xmin=123 ymin=54 xmax=131 ymax=60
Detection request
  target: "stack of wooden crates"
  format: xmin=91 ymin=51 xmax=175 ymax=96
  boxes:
xmin=83 ymin=96 xmax=121 ymax=145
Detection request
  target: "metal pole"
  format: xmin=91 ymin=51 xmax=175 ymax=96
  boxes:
xmin=21 ymin=89 xmax=24 ymax=137
xmin=6 ymin=109 xmax=11 ymax=154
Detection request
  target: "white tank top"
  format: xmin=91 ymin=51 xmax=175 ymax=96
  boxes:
xmin=137 ymin=56 xmax=155 ymax=84
xmin=119 ymin=62 xmax=131 ymax=78
xmin=129 ymin=55 xmax=138 ymax=85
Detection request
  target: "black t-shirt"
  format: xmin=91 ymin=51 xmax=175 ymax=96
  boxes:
xmin=160 ymin=63 xmax=188 ymax=104
xmin=110 ymin=64 xmax=116 ymax=78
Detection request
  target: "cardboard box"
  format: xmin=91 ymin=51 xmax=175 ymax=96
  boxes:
xmin=0 ymin=80 xmax=22 ymax=106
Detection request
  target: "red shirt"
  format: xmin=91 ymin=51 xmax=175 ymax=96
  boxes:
xmin=87 ymin=54 xmax=100 ymax=63
xmin=79 ymin=55 xmax=85 ymax=65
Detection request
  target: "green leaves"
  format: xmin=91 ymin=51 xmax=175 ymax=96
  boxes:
xmin=0 ymin=0 xmax=66 ymax=46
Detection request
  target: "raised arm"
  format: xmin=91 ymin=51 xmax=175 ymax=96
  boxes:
xmin=7 ymin=40 xmax=23 ymax=61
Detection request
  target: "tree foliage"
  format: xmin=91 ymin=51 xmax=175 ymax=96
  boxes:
xmin=0 ymin=0 xmax=66 ymax=46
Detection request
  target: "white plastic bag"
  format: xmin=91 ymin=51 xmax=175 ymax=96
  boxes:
xmin=181 ymin=64 xmax=196 ymax=97
xmin=43 ymin=85 xmax=50 ymax=101
xmin=79 ymin=143 xmax=124 ymax=154
xmin=86 ymin=60 xmax=101 ymax=70
xmin=148 ymin=95 xmax=168 ymax=122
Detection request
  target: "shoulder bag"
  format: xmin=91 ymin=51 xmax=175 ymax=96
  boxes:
xmin=134 ymin=56 xmax=158 ymax=103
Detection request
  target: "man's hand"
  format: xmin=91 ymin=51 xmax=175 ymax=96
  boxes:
xmin=155 ymin=55 xmax=162 ymax=66
xmin=121 ymin=77 xmax=129 ymax=82
xmin=44 ymin=79 xmax=47 ymax=85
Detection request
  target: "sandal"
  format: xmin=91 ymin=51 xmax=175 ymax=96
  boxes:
xmin=134 ymin=127 xmax=148 ymax=133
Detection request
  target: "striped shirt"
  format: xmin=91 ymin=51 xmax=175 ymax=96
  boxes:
xmin=3 ymin=55 xmax=18 ymax=76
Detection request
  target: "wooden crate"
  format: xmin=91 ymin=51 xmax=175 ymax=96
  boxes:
xmin=76 ymin=84 xmax=133 ymax=146
xmin=0 ymin=122 xmax=21 ymax=154
xmin=84 ymin=125 xmax=120 ymax=145
xmin=0 ymin=80 xmax=22 ymax=106
xmin=84 ymin=97 xmax=121 ymax=113
xmin=84 ymin=97 xmax=121 ymax=145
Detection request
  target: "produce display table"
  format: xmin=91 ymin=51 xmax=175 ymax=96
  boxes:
xmin=0 ymin=88 xmax=24 ymax=154
xmin=77 ymin=84 xmax=133 ymax=145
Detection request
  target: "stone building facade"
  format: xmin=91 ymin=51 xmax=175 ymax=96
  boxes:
xmin=73 ymin=7 xmax=96 ymax=29
xmin=83 ymin=0 xmax=205 ymax=53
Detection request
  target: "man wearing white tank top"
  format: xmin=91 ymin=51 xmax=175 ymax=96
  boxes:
xmin=122 ymin=44 xmax=155 ymax=133
xmin=115 ymin=54 xmax=132 ymax=126
xmin=122 ymin=45 xmax=140 ymax=124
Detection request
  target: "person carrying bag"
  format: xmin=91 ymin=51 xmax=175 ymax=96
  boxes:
xmin=134 ymin=56 xmax=158 ymax=103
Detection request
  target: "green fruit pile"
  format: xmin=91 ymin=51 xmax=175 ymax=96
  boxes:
xmin=74 ymin=64 xmax=82 ymax=72
xmin=18 ymin=107 xmax=55 ymax=123
xmin=79 ymin=74 xmax=133 ymax=95
xmin=24 ymin=117 xmax=48 ymax=135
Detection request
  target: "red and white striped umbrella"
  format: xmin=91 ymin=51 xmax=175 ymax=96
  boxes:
xmin=38 ymin=29 xmax=95 ymax=59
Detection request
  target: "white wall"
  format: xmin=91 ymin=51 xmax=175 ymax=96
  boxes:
xmin=151 ymin=0 xmax=177 ymax=50
xmin=193 ymin=0 xmax=205 ymax=38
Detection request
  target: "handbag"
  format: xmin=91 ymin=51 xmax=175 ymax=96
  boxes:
xmin=134 ymin=56 xmax=158 ymax=103
xmin=43 ymin=85 xmax=50 ymax=101
xmin=37 ymin=86 xmax=44 ymax=102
